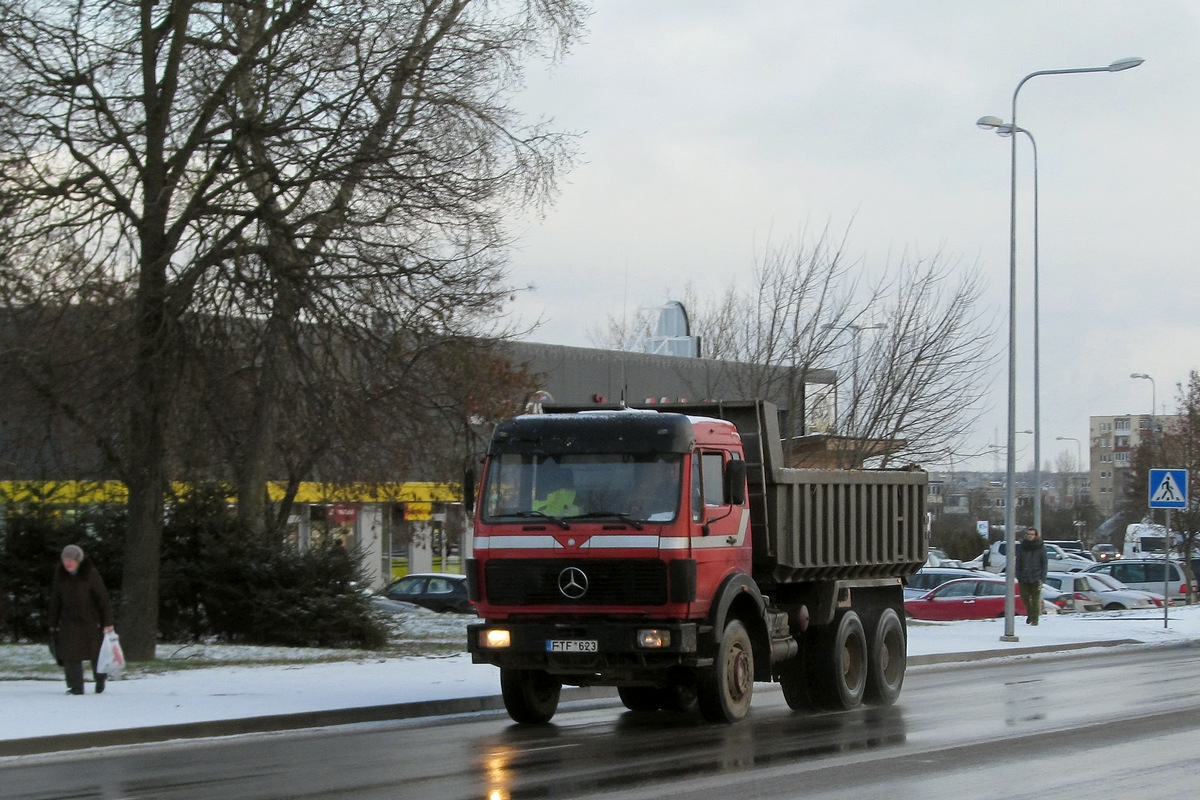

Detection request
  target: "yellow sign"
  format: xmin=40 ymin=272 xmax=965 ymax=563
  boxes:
xmin=405 ymin=502 xmax=434 ymax=520
xmin=0 ymin=480 xmax=459 ymax=507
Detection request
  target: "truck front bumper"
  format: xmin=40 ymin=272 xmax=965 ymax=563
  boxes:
xmin=467 ymin=621 xmax=703 ymax=681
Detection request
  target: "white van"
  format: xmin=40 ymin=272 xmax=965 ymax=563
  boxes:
xmin=967 ymin=540 xmax=1091 ymax=574
xmin=1123 ymin=523 xmax=1180 ymax=558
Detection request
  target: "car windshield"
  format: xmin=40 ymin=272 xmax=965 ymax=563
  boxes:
xmin=481 ymin=452 xmax=683 ymax=524
xmin=1088 ymin=572 xmax=1128 ymax=591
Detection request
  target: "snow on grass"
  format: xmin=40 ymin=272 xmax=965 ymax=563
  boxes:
xmin=0 ymin=607 xmax=474 ymax=680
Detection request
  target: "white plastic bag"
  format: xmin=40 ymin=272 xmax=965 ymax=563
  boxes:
xmin=96 ymin=631 xmax=125 ymax=675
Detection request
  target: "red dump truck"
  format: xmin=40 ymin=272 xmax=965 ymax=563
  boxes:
xmin=465 ymin=400 xmax=927 ymax=724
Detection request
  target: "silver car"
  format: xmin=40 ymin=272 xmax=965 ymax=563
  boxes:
xmin=1043 ymin=571 xmax=1155 ymax=612
xmin=904 ymin=567 xmax=987 ymax=599
xmin=1085 ymin=559 xmax=1195 ymax=603
xmin=1087 ymin=571 xmax=1166 ymax=608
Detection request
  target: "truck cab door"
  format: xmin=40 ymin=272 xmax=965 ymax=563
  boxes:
xmin=689 ymin=450 xmax=752 ymax=592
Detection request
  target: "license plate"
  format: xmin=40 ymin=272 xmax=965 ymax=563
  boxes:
xmin=547 ymin=639 xmax=598 ymax=653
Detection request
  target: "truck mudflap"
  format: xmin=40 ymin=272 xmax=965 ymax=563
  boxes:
xmin=468 ymin=621 xmax=702 ymax=678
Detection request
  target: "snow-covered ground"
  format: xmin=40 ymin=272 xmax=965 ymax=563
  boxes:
xmin=3 ymin=605 xmax=1199 ymax=743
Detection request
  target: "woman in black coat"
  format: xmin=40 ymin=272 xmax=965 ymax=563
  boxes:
xmin=49 ymin=544 xmax=114 ymax=694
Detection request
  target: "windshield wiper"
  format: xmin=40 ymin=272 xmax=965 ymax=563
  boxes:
xmin=564 ymin=511 xmax=644 ymax=530
xmin=507 ymin=511 xmax=570 ymax=530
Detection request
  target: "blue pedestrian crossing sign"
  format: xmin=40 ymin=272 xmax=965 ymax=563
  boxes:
xmin=1149 ymin=469 xmax=1188 ymax=509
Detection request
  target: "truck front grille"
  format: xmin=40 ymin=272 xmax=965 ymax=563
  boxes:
xmin=485 ymin=559 xmax=668 ymax=606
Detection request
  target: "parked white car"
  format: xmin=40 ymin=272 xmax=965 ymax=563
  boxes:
xmin=1042 ymin=571 xmax=1157 ymax=612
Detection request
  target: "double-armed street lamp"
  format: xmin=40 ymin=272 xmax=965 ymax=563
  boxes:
xmin=982 ymin=56 xmax=1144 ymax=642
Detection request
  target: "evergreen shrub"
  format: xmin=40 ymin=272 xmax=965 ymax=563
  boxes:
xmin=1 ymin=487 xmax=387 ymax=649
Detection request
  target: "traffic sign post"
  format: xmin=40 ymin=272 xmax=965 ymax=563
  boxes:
xmin=1149 ymin=469 xmax=1189 ymax=628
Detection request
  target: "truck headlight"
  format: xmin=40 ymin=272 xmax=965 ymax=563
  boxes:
xmin=637 ymin=629 xmax=671 ymax=648
xmin=480 ymin=628 xmax=511 ymax=649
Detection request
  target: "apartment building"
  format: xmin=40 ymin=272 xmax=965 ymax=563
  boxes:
xmin=1090 ymin=413 xmax=1179 ymax=518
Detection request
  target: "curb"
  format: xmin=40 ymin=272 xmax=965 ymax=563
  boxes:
xmin=907 ymin=637 xmax=1144 ymax=666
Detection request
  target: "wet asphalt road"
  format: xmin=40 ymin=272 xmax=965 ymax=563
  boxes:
xmin=4 ymin=644 xmax=1199 ymax=799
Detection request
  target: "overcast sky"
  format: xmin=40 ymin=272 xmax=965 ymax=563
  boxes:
xmin=502 ymin=1 xmax=1200 ymax=472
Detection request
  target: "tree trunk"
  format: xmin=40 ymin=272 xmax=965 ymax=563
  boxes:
xmin=119 ymin=256 xmax=169 ymax=662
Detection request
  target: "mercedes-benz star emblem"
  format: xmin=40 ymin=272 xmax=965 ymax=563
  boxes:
xmin=557 ymin=567 xmax=589 ymax=600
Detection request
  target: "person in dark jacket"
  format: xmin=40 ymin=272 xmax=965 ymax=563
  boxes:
xmin=49 ymin=544 xmax=114 ymax=694
xmin=1014 ymin=527 xmax=1049 ymax=625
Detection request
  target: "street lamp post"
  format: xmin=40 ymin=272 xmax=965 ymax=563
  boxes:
xmin=1131 ymin=372 xmax=1156 ymax=423
xmin=823 ymin=322 xmax=887 ymax=434
xmin=1056 ymin=435 xmax=1083 ymax=504
xmin=987 ymin=57 xmax=1144 ymax=643
xmin=978 ymin=118 xmax=1042 ymax=537
xmin=1131 ymin=371 xmax=1158 ymax=502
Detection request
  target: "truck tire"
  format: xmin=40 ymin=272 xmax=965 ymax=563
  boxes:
xmin=809 ymin=610 xmax=867 ymax=711
xmin=657 ymin=682 xmax=699 ymax=712
xmin=618 ymin=686 xmax=661 ymax=712
xmin=777 ymin=657 xmax=814 ymax=711
xmin=864 ymin=607 xmax=905 ymax=706
xmin=500 ymin=668 xmax=561 ymax=724
xmin=697 ymin=619 xmax=754 ymax=723
xmin=618 ymin=683 xmax=698 ymax=712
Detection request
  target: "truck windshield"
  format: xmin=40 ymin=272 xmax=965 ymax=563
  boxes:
xmin=482 ymin=453 xmax=683 ymax=524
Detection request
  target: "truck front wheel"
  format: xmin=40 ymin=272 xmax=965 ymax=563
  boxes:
xmin=500 ymin=668 xmax=561 ymax=724
xmin=697 ymin=619 xmax=754 ymax=723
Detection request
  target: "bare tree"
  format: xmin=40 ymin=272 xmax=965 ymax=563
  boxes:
xmin=589 ymin=226 xmax=865 ymax=446
xmin=1056 ymin=450 xmax=1084 ymax=506
xmin=587 ymin=305 xmax=658 ymax=352
xmin=845 ymin=254 xmax=997 ymax=468
xmin=587 ymin=225 xmax=996 ymax=469
xmin=0 ymin=0 xmax=585 ymax=659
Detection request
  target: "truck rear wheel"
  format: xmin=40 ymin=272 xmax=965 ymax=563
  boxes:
xmin=500 ymin=668 xmax=561 ymax=724
xmin=697 ymin=619 xmax=754 ymax=723
xmin=777 ymin=657 xmax=813 ymax=711
xmin=809 ymin=610 xmax=867 ymax=711
xmin=864 ymin=607 xmax=905 ymax=706
xmin=618 ymin=683 xmax=698 ymax=713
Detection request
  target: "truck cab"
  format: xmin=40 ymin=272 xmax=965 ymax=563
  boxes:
xmin=471 ymin=409 xmax=749 ymax=623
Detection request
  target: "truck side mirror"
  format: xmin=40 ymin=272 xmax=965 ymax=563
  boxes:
xmin=726 ymin=460 xmax=747 ymax=506
xmin=463 ymin=467 xmax=476 ymax=515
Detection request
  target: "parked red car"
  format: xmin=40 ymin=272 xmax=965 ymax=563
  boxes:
xmin=904 ymin=577 xmax=1030 ymax=621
